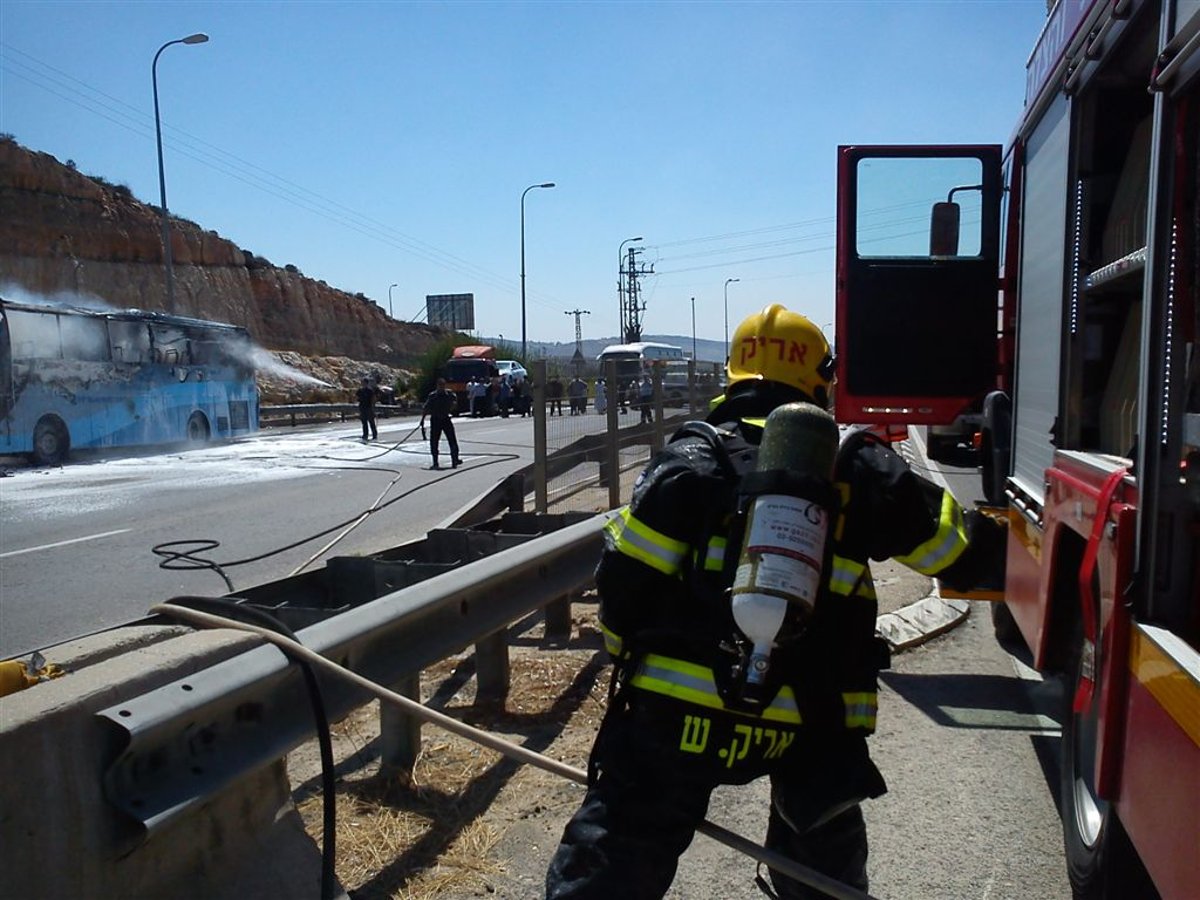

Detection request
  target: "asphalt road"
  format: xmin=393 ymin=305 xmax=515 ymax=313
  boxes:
xmin=0 ymin=413 xmax=543 ymax=657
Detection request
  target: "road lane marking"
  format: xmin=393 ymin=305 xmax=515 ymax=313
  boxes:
xmin=0 ymin=528 xmax=132 ymax=559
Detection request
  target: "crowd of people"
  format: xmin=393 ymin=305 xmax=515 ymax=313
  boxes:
xmin=546 ymin=373 xmax=659 ymax=420
xmin=463 ymin=374 xmax=533 ymax=418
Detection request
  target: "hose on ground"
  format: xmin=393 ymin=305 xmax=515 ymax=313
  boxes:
xmin=150 ymin=602 xmax=880 ymax=900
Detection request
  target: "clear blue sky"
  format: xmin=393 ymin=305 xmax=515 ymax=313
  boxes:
xmin=1 ymin=0 xmax=1048 ymax=347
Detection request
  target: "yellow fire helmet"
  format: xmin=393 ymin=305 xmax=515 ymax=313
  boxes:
xmin=726 ymin=304 xmax=835 ymax=403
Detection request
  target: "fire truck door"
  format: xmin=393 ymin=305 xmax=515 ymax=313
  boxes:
xmin=835 ymin=145 xmax=1003 ymax=426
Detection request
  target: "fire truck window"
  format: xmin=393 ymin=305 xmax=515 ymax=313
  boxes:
xmin=856 ymin=157 xmax=983 ymax=258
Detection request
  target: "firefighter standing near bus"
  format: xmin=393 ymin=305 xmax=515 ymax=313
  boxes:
xmin=545 ymin=304 xmax=1007 ymax=899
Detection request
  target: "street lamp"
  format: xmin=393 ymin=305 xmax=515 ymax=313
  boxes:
xmin=521 ymin=182 xmax=555 ymax=362
xmin=617 ymin=236 xmax=643 ymax=341
xmin=388 ymin=283 xmax=398 ymax=318
xmin=153 ymin=32 xmax=208 ymax=311
xmin=723 ymin=277 xmax=740 ymax=362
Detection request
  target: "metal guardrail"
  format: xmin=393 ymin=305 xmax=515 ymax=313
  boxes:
xmin=259 ymin=403 xmax=411 ymax=427
xmin=98 ymin=510 xmax=611 ymax=835
xmin=95 ymin=403 xmax=700 ymax=836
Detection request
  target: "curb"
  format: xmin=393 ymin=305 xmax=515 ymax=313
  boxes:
xmin=876 ymin=592 xmax=971 ymax=653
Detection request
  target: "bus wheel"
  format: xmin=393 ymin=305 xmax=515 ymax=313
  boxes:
xmin=31 ymin=416 xmax=69 ymax=465
xmin=186 ymin=412 xmax=211 ymax=443
xmin=1060 ymin=626 xmax=1152 ymax=898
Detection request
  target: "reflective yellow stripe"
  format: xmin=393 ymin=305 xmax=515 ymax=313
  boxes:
xmin=843 ymin=691 xmax=877 ymax=730
xmin=829 ymin=555 xmax=880 ymax=599
xmin=599 ymin=620 xmax=623 ymax=658
xmin=894 ymin=490 xmax=969 ymax=574
xmin=703 ymin=536 xmax=727 ymax=572
xmin=630 ymin=653 xmax=802 ymax=724
xmin=608 ymin=507 xmax=689 ymax=576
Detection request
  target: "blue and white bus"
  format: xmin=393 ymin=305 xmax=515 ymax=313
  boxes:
xmin=0 ymin=298 xmax=258 ymax=464
xmin=596 ymin=340 xmax=685 ymax=383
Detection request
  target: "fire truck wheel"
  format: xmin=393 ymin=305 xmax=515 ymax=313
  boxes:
xmin=980 ymin=431 xmax=1006 ymax=505
xmin=1060 ymin=630 xmax=1152 ymax=898
xmin=31 ymin=416 xmax=69 ymax=465
xmin=990 ymin=601 xmax=1021 ymax=646
xmin=924 ymin=426 xmax=945 ymax=462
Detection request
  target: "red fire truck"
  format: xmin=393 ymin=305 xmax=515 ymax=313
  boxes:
xmin=834 ymin=2 xmax=1199 ymax=898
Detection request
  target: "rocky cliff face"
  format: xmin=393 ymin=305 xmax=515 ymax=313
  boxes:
xmin=0 ymin=137 xmax=444 ymax=377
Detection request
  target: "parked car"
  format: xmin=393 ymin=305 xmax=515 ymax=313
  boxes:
xmin=495 ymin=360 xmax=528 ymax=383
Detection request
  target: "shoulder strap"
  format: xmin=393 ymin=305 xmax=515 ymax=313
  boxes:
xmin=668 ymin=420 xmax=747 ymax=480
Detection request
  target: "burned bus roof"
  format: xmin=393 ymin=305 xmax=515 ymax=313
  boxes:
xmin=0 ymin=297 xmax=249 ymax=335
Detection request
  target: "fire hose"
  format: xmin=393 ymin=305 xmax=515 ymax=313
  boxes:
xmin=151 ymin=602 xmax=880 ymax=900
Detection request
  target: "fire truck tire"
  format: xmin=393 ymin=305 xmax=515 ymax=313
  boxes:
xmin=186 ymin=411 xmax=211 ymax=443
xmin=990 ymin=601 xmax=1021 ymax=646
xmin=924 ymin=426 xmax=945 ymax=462
xmin=31 ymin=416 xmax=69 ymax=465
xmin=980 ymin=431 xmax=1006 ymax=505
xmin=1060 ymin=631 xmax=1153 ymax=899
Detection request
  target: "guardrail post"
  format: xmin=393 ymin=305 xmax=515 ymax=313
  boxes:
xmin=533 ymin=360 xmax=548 ymax=514
xmin=380 ymin=672 xmax=422 ymax=774
xmin=688 ymin=358 xmax=697 ymax=415
xmin=504 ymin=471 xmax=525 ymax=512
xmin=544 ymin=592 xmax=573 ymax=638
xmin=475 ymin=629 xmax=510 ymax=703
xmin=605 ymin=360 xmax=621 ymax=509
xmin=652 ymin=366 xmax=665 ymax=455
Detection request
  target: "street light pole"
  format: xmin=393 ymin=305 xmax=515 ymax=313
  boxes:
xmin=723 ymin=277 xmax=740 ymax=362
xmin=521 ymin=181 xmax=555 ymax=362
xmin=152 ymin=32 xmax=208 ymax=311
xmin=617 ymin=236 xmax=643 ymax=343
xmin=388 ymin=283 xmax=398 ymax=319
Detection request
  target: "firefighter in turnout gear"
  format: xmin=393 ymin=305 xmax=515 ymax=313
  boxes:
xmin=545 ymin=304 xmax=1007 ymax=899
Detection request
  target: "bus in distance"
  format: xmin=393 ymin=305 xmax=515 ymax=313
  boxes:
xmin=596 ymin=340 xmax=685 ymax=383
xmin=0 ymin=298 xmax=258 ymax=465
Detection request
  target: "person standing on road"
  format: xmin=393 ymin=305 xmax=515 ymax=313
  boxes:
xmin=594 ymin=379 xmax=607 ymax=415
xmin=355 ymin=376 xmax=378 ymax=441
xmin=548 ymin=374 xmax=565 ymax=416
xmin=568 ymin=375 xmax=587 ymax=415
xmin=637 ymin=373 xmax=654 ymax=424
xmin=420 ymin=377 xmax=461 ymax=470
xmin=545 ymin=303 xmax=1007 ymax=899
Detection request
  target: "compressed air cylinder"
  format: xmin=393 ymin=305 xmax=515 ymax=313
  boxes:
xmin=730 ymin=402 xmax=839 ymax=686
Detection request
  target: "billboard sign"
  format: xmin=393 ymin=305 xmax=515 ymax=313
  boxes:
xmin=426 ymin=293 xmax=475 ymax=331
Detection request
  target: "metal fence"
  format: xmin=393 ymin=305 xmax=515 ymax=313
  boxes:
xmin=529 ymin=359 xmax=724 ymax=514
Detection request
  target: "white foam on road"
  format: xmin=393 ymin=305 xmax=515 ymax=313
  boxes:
xmin=0 ymin=426 xmax=438 ymax=522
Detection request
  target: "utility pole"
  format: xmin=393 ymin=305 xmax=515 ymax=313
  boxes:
xmin=622 ymin=245 xmax=654 ymax=343
xmin=564 ymin=308 xmax=591 ymax=357
xmin=617 ymin=236 xmax=642 ymax=343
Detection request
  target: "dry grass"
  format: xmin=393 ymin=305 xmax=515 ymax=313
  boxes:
xmin=294 ymin=605 xmax=610 ymax=899
xmin=298 ymin=737 xmax=508 ymax=899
